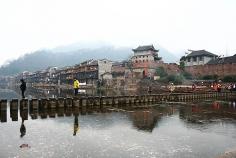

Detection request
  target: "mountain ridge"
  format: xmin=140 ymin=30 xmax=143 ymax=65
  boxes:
xmin=0 ymin=44 xmax=178 ymax=76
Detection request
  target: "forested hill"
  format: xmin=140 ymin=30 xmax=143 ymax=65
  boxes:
xmin=0 ymin=45 xmax=177 ymax=76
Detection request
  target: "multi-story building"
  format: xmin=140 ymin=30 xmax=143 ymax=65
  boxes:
xmin=26 ymin=67 xmax=58 ymax=84
xmin=131 ymin=45 xmax=162 ymax=78
xmin=131 ymin=45 xmax=160 ymax=64
xmin=181 ymin=50 xmax=218 ymax=66
xmin=73 ymin=59 xmax=112 ymax=87
xmin=185 ymin=54 xmax=236 ymax=77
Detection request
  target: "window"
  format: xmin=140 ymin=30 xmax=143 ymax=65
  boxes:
xmin=193 ymin=57 xmax=197 ymax=62
xmin=188 ymin=58 xmax=190 ymax=62
xmin=199 ymin=56 xmax=203 ymax=61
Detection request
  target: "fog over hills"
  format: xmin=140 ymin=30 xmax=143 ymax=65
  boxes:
xmin=0 ymin=43 xmax=178 ymax=76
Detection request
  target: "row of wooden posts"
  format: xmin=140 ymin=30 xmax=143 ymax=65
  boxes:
xmin=1 ymin=92 xmax=236 ymax=111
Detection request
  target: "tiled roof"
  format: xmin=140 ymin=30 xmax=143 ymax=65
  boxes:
xmin=187 ymin=50 xmax=218 ymax=57
xmin=207 ymin=54 xmax=236 ymax=65
xmin=133 ymin=45 xmax=158 ymax=52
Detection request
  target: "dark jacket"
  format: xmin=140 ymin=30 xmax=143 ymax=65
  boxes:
xmin=20 ymin=81 xmax=26 ymax=91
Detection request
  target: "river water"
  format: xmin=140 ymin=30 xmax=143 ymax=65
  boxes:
xmin=1 ymin=89 xmax=236 ymax=158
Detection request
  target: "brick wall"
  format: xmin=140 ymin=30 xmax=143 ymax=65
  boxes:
xmin=131 ymin=61 xmax=181 ymax=77
xmin=185 ymin=63 xmax=236 ymax=77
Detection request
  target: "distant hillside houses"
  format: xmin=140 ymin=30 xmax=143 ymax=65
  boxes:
xmin=13 ymin=45 xmax=236 ymax=87
xmin=13 ymin=45 xmax=181 ymax=88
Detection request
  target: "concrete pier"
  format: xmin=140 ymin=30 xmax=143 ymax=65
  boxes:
xmin=0 ymin=99 xmax=7 ymax=111
xmin=65 ymin=98 xmax=73 ymax=108
xmin=49 ymin=98 xmax=57 ymax=109
xmin=39 ymin=98 xmax=48 ymax=110
xmin=0 ymin=91 xmax=235 ymax=123
xmin=73 ymin=98 xmax=80 ymax=108
xmin=20 ymin=99 xmax=28 ymax=110
xmin=57 ymin=98 xmax=65 ymax=108
xmin=0 ymin=92 xmax=235 ymax=117
xmin=10 ymin=99 xmax=18 ymax=121
xmin=0 ymin=100 xmax=7 ymax=122
xmin=30 ymin=99 xmax=38 ymax=110
xmin=10 ymin=99 xmax=18 ymax=110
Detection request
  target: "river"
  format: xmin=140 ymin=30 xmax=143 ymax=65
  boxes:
xmin=1 ymin=88 xmax=236 ymax=158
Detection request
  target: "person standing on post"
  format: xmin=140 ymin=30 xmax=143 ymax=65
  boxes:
xmin=73 ymin=79 xmax=80 ymax=96
xmin=20 ymin=79 xmax=26 ymax=98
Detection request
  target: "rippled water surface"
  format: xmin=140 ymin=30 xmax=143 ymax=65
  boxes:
xmin=1 ymin=89 xmax=236 ymax=158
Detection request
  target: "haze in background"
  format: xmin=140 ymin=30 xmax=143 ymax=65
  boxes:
xmin=0 ymin=43 xmax=177 ymax=76
xmin=0 ymin=0 xmax=236 ymax=66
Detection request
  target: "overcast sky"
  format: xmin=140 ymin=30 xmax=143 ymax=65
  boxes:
xmin=0 ymin=0 xmax=236 ymax=66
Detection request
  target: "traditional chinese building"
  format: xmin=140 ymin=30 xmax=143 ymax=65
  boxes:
xmin=131 ymin=45 xmax=162 ymax=78
xmin=73 ymin=59 xmax=112 ymax=87
xmin=181 ymin=50 xmax=218 ymax=66
xmin=185 ymin=54 xmax=236 ymax=77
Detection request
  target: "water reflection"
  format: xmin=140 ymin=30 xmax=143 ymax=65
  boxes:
xmin=179 ymin=101 xmax=236 ymax=125
xmin=0 ymin=100 xmax=236 ymax=158
xmin=1 ymin=100 xmax=236 ymax=132
xmin=20 ymin=118 xmax=26 ymax=138
xmin=0 ymin=109 xmax=7 ymax=122
xmin=73 ymin=114 xmax=79 ymax=136
xmin=130 ymin=106 xmax=175 ymax=132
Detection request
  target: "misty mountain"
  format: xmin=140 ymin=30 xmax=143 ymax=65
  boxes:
xmin=0 ymin=44 xmax=177 ymax=76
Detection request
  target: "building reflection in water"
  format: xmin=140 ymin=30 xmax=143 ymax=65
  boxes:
xmin=179 ymin=101 xmax=236 ymax=124
xmin=130 ymin=106 xmax=175 ymax=132
xmin=4 ymin=100 xmax=236 ymax=135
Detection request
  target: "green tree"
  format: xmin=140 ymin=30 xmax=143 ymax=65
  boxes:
xmin=179 ymin=61 xmax=185 ymax=70
xmin=202 ymin=74 xmax=218 ymax=80
xmin=222 ymin=75 xmax=236 ymax=82
xmin=156 ymin=67 xmax=168 ymax=78
xmin=182 ymin=71 xmax=192 ymax=79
